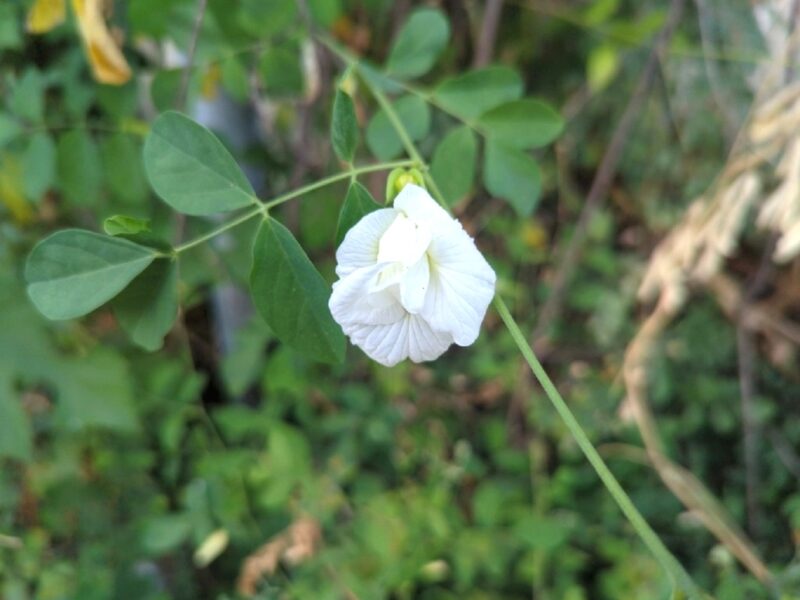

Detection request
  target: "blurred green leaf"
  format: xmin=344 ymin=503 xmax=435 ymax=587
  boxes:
xmin=25 ymin=229 xmax=157 ymax=320
xmin=0 ymin=4 xmax=21 ymax=49
xmin=0 ymin=391 xmax=32 ymax=461
xmin=0 ymin=114 xmax=21 ymax=149
xmin=386 ymin=8 xmax=450 ymax=79
xmin=308 ymin=0 xmax=342 ymax=26
xmin=220 ymin=57 xmax=250 ymax=102
xmin=336 ymin=181 xmax=380 ymax=246
xmin=434 ymin=66 xmax=524 ymax=121
xmin=588 ymin=43 xmax=621 ymax=93
xmin=366 ymin=94 xmax=431 ymax=160
xmin=331 ymin=88 xmax=358 ymax=163
xmin=259 ymin=45 xmax=304 ymax=96
xmin=55 ymin=349 xmax=140 ymax=431
xmin=141 ymin=514 xmax=192 ymax=555
xmin=144 ymin=111 xmax=257 ymax=215
xmin=431 ymin=125 xmax=477 ymax=206
xmin=22 ymin=132 xmax=56 ymax=201
xmin=102 ymin=134 xmax=149 ymax=206
xmin=478 ymin=99 xmax=564 ymax=149
xmin=250 ymin=218 xmax=345 ymax=363
xmin=238 ymin=0 xmax=297 ymax=38
xmin=483 ymin=141 xmax=541 ymax=216
xmin=57 ymin=130 xmax=102 ymax=207
xmin=11 ymin=69 xmax=45 ymax=123
xmin=112 ymin=259 xmax=178 ymax=351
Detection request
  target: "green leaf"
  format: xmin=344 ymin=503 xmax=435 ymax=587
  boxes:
xmin=477 ymin=99 xmax=564 ymax=149
xmin=308 ymin=0 xmax=342 ymax=26
xmin=237 ymin=0 xmax=297 ymax=38
xmin=250 ymin=218 xmax=345 ymax=363
xmin=434 ymin=66 xmax=524 ymax=121
xmin=0 ymin=114 xmax=21 ymax=149
xmin=587 ymin=43 xmax=620 ymax=93
xmin=11 ymin=68 xmax=45 ymax=123
xmin=57 ymin=130 xmax=102 ymax=207
xmin=0 ymin=4 xmax=21 ymax=49
xmin=22 ymin=132 xmax=56 ymax=201
xmin=103 ymin=215 xmax=151 ymax=236
xmin=431 ymin=126 xmax=477 ymax=206
xmin=54 ymin=349 xmax=139 ymax=432
xmin=102 ymin=134 xmax=149 ymax=205
xmin=336 ymin=181 xmax=379 ymax=246
xmin=259 ymin=45 xmax=304 ymax=96
xmin=25 ymin=229 xmax=157 ymax=320
xmin=150 ymin=69 xmax=189 ymax=112
xmin=366 ymin=94 xmax=431 ymax=160
xmin=221 ymin=57 xmax=250 ymax=102
xmin=331 ymin=88 xmax=358 ymax=163
xmin=112 ymin=259 xmax=178 ymax=351
xmin=144 ymin=111 xmax=257 ymax=215
xmin=0 ymin=390 xmax=32 ymax=461
xmin=386 ymin=7 xmax=450 ymax=79
xmin=483 ymin=141 xmax=542 ymax=217
xmin=142 ymin=514 xmax=192 ymax=555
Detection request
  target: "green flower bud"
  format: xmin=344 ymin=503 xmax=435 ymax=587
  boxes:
xmin=385 ymin=167 xmax=426 ymax=203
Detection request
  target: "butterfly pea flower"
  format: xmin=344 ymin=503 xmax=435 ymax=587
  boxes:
xmin=329 ymin=184 xmax=496 ymax=367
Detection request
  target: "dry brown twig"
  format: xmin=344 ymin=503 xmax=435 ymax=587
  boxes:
xmin=237 ymin=516 xmax=322 ymax=597
xmin=616 ymin=5 xmax=800 ymax=584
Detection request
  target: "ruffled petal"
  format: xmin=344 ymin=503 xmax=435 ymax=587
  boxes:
xmin=335 ymin=208 xmax=398 ymax=278
xmin=347 ymin=313 xmax=453 ymax=367
xmin=423 ymin=226 xmax=496 ymax=346
xmin=393 ymin=184 xmax=456 ymax=237
xmin=330 ymin=263 xmax=405 ymax=327
xmin=399 ymin=255 xmax=429 ymax=315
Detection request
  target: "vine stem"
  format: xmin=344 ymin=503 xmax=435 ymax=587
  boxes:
xmin=493 ymin=296 xmax=700 ymax=597
xmin=173 ymin=159 xmax=416 ymax=254
xmin=347 ymin=54 xmax=703 ymax=599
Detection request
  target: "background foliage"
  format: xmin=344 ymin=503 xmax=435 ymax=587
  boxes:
xmin=1 ymin=0 xmax=799 ymax=598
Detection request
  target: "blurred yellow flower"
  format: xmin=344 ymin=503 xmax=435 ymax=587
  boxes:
xmin=25 ymin=0 xmax=131 ymax=85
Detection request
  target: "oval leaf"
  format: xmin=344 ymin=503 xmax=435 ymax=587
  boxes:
xmin=22 ymin=131 xmax=56 ymax=201
xmin=250 ymin=218 xmax=345 ymax=363
xmin=144 ymin=111 xmax=257 ymax=215
xmin=484 ymin=141 xmax=542 ymax=217
xmin=335 ymin=181 xmax=379 ymax=246
xmin=57 ymin=129 xmax=102 ymax=207
xmin=431 ymin=125 xmax=477 ymax=206
xmin=25 ymin=229 xmax=157 ymax=320
xmin=366 ymin=95 xmax=431 ymax=160
xmin=112 ymin=258 xmax=178 ymax=351
xmin=434 ymin=66 xmax=524 ymax=121
xmin=478 ymin=99 xmax=564 ymax=149
xmin=331 ymin=88 xmax=358 ymax=163
xmin=259 ymin=45 xmax=304 ymax=97
xmin=386 ymin=7 xmax=449 ymax=79
xmin=103 ymin=215 xmax=151 ymax=236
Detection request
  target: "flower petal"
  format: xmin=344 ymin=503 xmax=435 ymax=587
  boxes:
xmin=330 ymin=263 xmax=405 ymax=327
xmin=423 ymin=227 xmax=496 ymax=346
xmin=399 ymin=255 xmax=429 ymax=314
xmin=335 ymin=208 xmax=397 ymax=277
xmin=393 ymin=184 xmax=456 ymax=236
xmin=347 ymin=313 xmax=453 ymax=367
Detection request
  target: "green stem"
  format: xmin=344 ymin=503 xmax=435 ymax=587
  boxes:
xmin=174 ymin=159 xmax=416 ymax=254
xmin=494 ymin=296 xmax=700 ymax=598
xmin=351 ymin=53 xmax=702 ymax=598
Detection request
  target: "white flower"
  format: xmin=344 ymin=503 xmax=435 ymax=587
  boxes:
xmin=329 ymin=184 xmax=496 ymax=367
